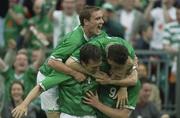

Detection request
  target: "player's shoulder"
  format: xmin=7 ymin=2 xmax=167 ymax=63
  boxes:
xmin=62 ymin=26 xmax=83 ymax=42
xmin=107 ymin=37 xmax=128 ymax=44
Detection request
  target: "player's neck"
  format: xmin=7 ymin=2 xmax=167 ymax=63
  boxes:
xmin=83 ymin=26 xmax=93 ymax=38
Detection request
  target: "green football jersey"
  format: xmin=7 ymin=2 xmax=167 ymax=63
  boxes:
xmin=96 ymin=80 xmax=141 ymax=118
xmin=71 ymin=36 xmax=135 ymax=73
xmin=41 ymin=70 xmax=98 ymax=116
xmin=39 ymin=26 xmax=107 ymax=76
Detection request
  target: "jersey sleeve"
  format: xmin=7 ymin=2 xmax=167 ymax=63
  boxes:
xmin=50 ymin=36 xmax=83 ymax=62
xmin=71 ymin=48 xmax=80 ymax=62
xmin=126 ymin=80 xmax=141 ymax=110
xmin=70 ymin=39 xmax=102 ymax=62
xmin=40 ymin=70 xmax=72 ymax=90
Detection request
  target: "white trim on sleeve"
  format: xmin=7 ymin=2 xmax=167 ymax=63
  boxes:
xmin=39 ymin=83 xmax=46 ymax=91
xmin=49 ymin=56 xmax=62 ymax=62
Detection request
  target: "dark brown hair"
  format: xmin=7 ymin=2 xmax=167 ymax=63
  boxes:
xmin=79 ymin=5 xmax=101 ymax=26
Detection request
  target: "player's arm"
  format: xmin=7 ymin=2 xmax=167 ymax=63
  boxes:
xmin=47 ymin=40 xmax=86 ymax=82
xmin=84 ymin=91 xmax=131 ymax=118
xmin=12 ymin=85 xmax=43 ymax=118
xmin=66 ymin=56 xmax=110 ymax=80
xmin=48 ymin=58 xmax=85 ymax=82
xmin=97 ymin=56 xmax=138 ymax=87
xmin=109 ymin=69 xmax=138 ymax=86
xmin=66 ymin=57 xmax=89 ymax=74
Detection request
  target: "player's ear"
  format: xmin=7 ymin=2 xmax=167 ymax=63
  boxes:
xmin=84 ymin=19 xmax=89 ymax=26
xmin=81 ymin=61 xmax=86 ymax=67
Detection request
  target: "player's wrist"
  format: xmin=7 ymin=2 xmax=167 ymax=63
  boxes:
xmin=70 ymin=70 xmax=79 ymax=77
xmin=120 ymin=87 xmax=127 ymax=90
xmin=95 ymin=101 xmax=104 ymax=110
xmin=109 ymin=80 xmax=115 ymax=85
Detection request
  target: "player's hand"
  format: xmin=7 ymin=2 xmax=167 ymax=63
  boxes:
xmin=94 ymin=71 xmax=109 ymax=79
xmin=83 ymin=91 xmax=99 ymax=108
xmin=94 ymin=71 xmax=111 ymax=85
xmin=72 ymin=71 xmax=86 ymax=82
xmin=113 ymin=87 xmax=128 ymax=108
xmin=12 ymin=103 xmax=28 ymax=118
xmin=134 ymin=56 xmax=138 ymax=68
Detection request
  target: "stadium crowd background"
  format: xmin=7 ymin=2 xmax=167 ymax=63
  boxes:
xmin=0 ymin=0 xmax=180 ymax=118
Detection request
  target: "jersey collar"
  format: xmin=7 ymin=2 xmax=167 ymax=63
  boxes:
xmin=81 ymin=27 xmax=89 ymax=41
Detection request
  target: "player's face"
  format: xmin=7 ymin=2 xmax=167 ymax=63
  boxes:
xmin=14 ymin=54 xmax=28 ymax=72
xmin=82 ymin=59 xmax=102 ymax=74
xmin=11 ymin=83 xmax=24 ymax=102
xmin=108 ymin=57 xmax=131 ymax=71
xmin=86 ymin=10 xmax=104 ymax=36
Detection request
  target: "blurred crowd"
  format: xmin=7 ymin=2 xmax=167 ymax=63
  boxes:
xmin=0 ymin=0 xmax=180 ymax=118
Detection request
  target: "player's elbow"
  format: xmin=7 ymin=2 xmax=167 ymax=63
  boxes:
xmin=65 ymin=57 xmax=76 ymax=67
xmin=47 ymin=59 xmax=56 ymax=68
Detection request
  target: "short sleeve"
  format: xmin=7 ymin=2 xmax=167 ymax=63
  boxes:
xmin=126 ymin=80 xmax=141 ymax=110
xmin=50 ymin=37 xmax=84 ymax=62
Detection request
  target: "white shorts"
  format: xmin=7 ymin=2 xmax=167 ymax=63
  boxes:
xmin=60 ymin=113 xmax=96 ymax=118
xmin=37 ymin=71 xmax=59 ymax=111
